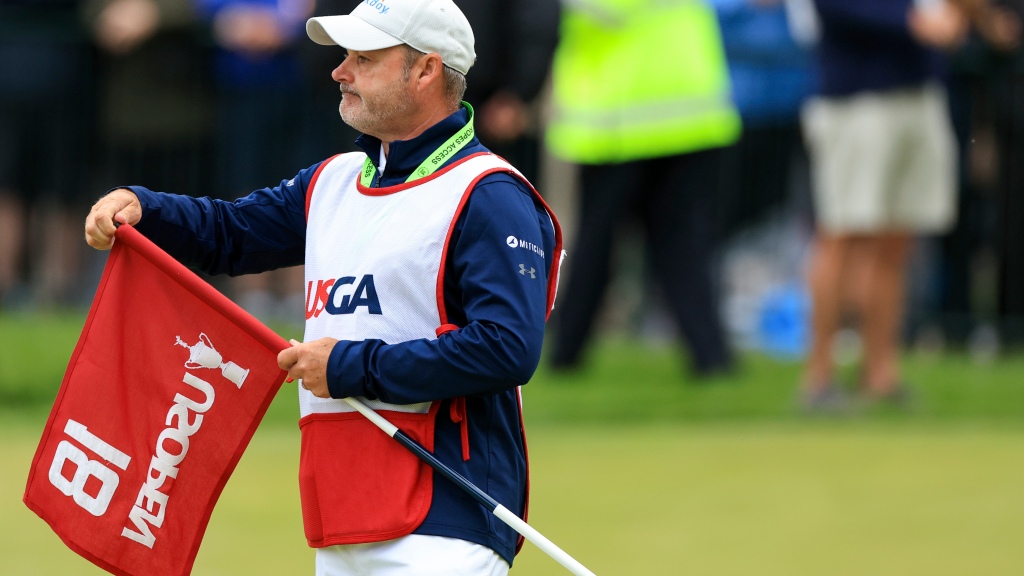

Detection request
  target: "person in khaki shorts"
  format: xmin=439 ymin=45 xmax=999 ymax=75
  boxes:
xmin=801 ymin=0 xmax=1019 ymax=408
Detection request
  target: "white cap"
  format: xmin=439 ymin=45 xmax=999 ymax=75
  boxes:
xmin=307 ymin=0 xmax=476 ymax=75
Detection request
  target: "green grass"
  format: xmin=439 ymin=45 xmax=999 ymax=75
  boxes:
xmin=527 ymin=340 xmax=1024 ymax=424
xmin=5 ymin=422 xmax=1024 ymax=575
xmin=0 ymin=312 xmax=85 ymax=411
xmin=4 ymin=313 xmax=1024 ymax=574
xmin=4 ymin=311 xmax=1024 ymax=425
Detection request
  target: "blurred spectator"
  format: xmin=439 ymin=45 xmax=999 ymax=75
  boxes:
xmin=546 ymin=0 xmax=741 ymax=378
xmin=84 ymin=0 xmax=213 ymax=201
xmin=928 ymin=2 xmax=1017 ymax=353
xmin=0 ymin=0 xmax=92 ymax=310
xmin=296 ymin=0 xmax=361 ymax=165
xmin=941 ymin=1 xmax=1024 ymax=349
xmin=977 ymin=2 xmax=1024 ymax=340
xmin=455 ymin=0 xmax=560 ymax=184
xmin=713 ymin=0 xmax=815 ymax=240
xmin=801 ymin=0 xmax=971 ymax=408
xmin=195 ymin=0 xmax=313 ymax=325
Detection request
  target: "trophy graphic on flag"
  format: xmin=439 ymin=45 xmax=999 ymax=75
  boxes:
xmin=175 ymin=333 xmax=250 ymax=388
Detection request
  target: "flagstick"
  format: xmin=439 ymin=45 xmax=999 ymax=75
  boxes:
xmin=340 ymin=396 xmax=597 ymax=576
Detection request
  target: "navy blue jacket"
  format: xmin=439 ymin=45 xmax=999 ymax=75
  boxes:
xmin=125 ymin=107 xmax=557 ymax=564
xmin=813 ymin=0 xmax=945 ymax=96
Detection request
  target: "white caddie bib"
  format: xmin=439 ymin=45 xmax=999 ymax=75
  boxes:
xmin=300 ymin=151 xmax=524 ymax=416
xmin=295 ymin=148 xmax=560 ymax=549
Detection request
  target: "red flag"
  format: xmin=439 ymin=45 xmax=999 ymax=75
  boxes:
xmin=24 ymin=225 xmax=289 ymax=576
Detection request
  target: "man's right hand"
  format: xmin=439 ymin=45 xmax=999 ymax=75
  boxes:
xmin=85 ymin=188 xmax=143 ymax=250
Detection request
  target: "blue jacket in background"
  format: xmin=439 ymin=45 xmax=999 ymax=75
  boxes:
xmin=193 ymin=0 xmax=305 ymax=87
xmin=713 ymin=0 xmax=815 ymax=125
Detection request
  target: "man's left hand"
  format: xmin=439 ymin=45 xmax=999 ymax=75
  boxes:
xmin=279 ymin=338 xmax=338 ymax=398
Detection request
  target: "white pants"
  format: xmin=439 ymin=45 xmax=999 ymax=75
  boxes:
xmin=315 ymin=535 xmax=510 ymax=576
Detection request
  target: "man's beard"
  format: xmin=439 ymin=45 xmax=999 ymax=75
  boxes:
xmin=339 ymin=76 xmax=414 ymax=138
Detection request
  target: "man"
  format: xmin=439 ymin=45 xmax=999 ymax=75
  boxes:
xmin=545 ymin=0 xmax=740 ymax=378
xmin=84 ymin=0 xmax=562 ymax=573
xmin=801 ymin=0 xmax=969 ymax=408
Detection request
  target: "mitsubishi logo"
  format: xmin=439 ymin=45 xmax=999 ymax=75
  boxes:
xmin=519 ymin=264 xmax=536 ymax=279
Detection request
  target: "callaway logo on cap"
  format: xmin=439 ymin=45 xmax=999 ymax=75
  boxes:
xmin=306 ymin=0 xmax=476 ymax=75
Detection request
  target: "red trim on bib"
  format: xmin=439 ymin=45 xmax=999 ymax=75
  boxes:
xmin=305 ymin=155 xmax=341 ymax=221
xmin=436 ymin=176 xmax=479 ymax=325
xmin=525 ymin=186 xmax=564 ymax=320
xmin=435 ymin=157 xmax=563 ymax=325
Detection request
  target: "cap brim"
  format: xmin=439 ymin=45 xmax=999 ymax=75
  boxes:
xmin=306 ymin=15 xmax=403 ymax=50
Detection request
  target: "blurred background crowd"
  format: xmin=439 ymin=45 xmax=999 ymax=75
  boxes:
xmin=4 ymin=0 xmax=1024 ymax=392
xmin=0 ymin=0 xmax=560 ymax=319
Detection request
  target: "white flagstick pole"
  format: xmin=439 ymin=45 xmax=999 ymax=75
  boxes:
xmin=339 ymin=395 xmax=597 ymax=576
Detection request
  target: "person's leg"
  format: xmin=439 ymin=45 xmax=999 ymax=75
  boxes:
xmin=853 ymin=84 xmax=955 ymax=396
xmin=801 ymin=91 xmax=900 ymax=404
xmin=33 ymin=55 xmax=90 ymax=309
xmin=855 ymin=232 xmax=913 ymax=396
xmin=549 ymin=162 xmax=635 ymax=368
xmin=803 ymin=232 xmax=853 ymax=392
xmin=0 ymin=83 xmax=28 ymax=306
xmin=34 ymin=201 xmax=83 ymax=307
xmin=643 ymin=149 xmax=733 ymax=375
xmin=0 ymin=191 xmax=25 ymax=304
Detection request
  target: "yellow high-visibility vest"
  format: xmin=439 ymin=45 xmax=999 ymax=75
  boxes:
xmin=546 ymin=0 xmax=741 ymax=164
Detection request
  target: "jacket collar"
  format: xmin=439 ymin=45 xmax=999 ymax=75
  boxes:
xmin=354 ymin=106 xmax=473 ymax=186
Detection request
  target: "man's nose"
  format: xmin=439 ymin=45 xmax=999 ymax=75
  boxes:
xmin=332 ymin=57 xmax=352 ymax=82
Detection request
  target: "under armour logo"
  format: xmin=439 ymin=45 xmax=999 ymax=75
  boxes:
xmin=519 ymin=264 xmax=536 ymax=279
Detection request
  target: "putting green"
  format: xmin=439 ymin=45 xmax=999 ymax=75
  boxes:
xmin=3 ymin=421 xmax=1022 ymax=575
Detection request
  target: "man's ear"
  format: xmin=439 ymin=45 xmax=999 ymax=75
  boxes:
xmin=414 ymin=52 xmax=445 ymax=90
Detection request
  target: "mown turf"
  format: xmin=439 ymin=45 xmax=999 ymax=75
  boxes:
xmin=5 ymin=422 xmax=1024 ymax=575
xmin=3 ymin=312 xmax=1024 ymax=575
xmin=4 ymin=312 xmax=1024 ymax=425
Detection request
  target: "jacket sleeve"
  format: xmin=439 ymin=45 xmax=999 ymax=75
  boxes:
xmin=325 ymin=173 xmax=556 ymax=403
xmin=128 ymin=163 xmax=318 ymax=275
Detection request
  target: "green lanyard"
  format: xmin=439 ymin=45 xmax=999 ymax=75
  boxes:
xmin=360 ymin=102 xmax=476 ymax=188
